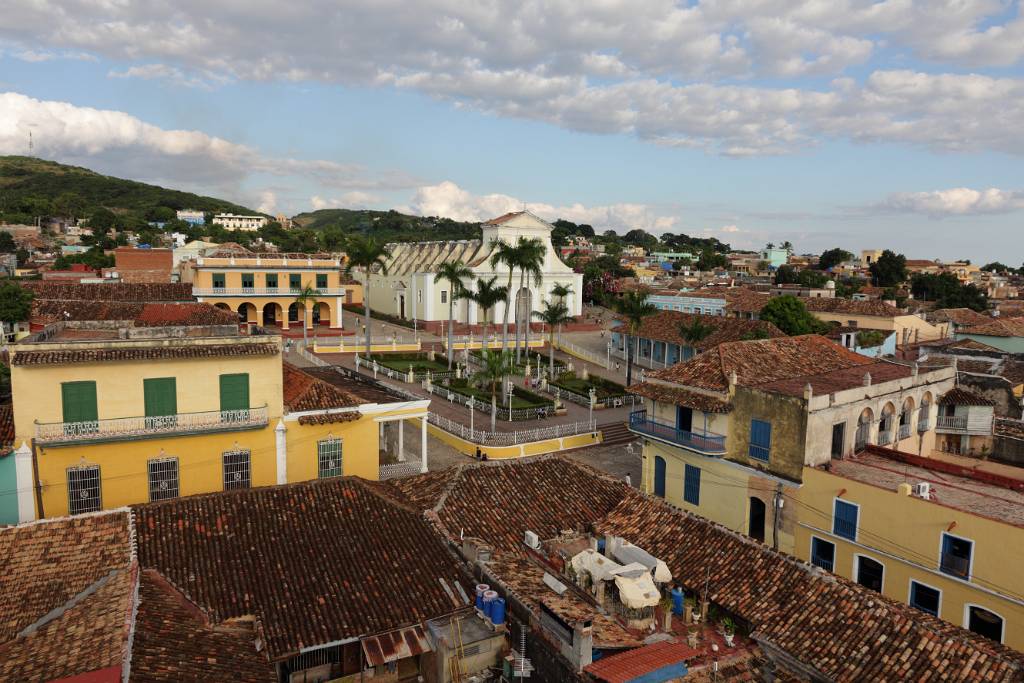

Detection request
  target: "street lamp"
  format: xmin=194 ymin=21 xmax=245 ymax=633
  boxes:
xmin=606 ymin=338 xmax=612 ymax=370
xmin=588 ymin=386 xmax=597 ymax=427
xmin=469 ymin=394 xmax=474 ymax=433
xmin=507 ymin=382 xmax=514 ymax=423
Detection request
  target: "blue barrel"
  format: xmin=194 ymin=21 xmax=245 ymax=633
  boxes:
xmin=475 ymin=584 xmax=489 ymax=612
xmin=491 ymin=597 xmax=506 ymax=625
xmin=671 ymin=588 xmax=684 ymax=615
xmin=483 ymin=590 xmax=498 ymax=618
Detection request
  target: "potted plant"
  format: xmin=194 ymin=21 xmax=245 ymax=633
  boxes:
xmin=722 ymin=617 xmax=736 ymax=647
xmin=686 ymin=625 xmax=699 ymax=648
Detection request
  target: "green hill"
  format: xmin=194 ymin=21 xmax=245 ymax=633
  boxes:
xmin=292 ymin=208 xmax=482 ymax=242
xmin=0 ymin=156 xmax=260 ymax=226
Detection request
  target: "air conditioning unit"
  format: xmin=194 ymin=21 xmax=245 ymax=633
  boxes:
xmin=524 ymin=530 xmax=540 ymax=550
xmin=913 ymin=482 xmax=931 ymax=500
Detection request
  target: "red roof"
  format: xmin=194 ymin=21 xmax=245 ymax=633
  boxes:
xmin=585 ymin=640 xmax=699 ymax=683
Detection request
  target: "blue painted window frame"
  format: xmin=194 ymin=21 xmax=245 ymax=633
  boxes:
xmin=683 ymin=464 xmax=701 ymax=506
xmin=833 ymin=499 xmax=859 ymax=541
xmin=749 ymin=419 xmax=772 ymax=461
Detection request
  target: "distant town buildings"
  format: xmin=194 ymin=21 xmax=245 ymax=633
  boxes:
xmin=212 ymin=213 xmax=268 ymax=231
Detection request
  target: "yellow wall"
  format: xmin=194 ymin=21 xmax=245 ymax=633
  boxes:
xmin=425 ymin=418 xmax=601 ymax=459
xmin=35 ymin=427 xmax=277 ymax=516
xmin=11 ymin=353 xmax=284 ymax=437
xmin=795 ymin=467 xmax=1024 ymax=649
xmin=193 ymin=265 xmax=346 ymax=291
xmin=809 ymin=311 xmax=946 ymax=344
xmin=640 ymin=439 xmax=794 ymax=552
xmin=285 ymin=417 xmax=380 ymax=483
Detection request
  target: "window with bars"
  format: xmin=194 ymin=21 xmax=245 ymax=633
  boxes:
xmin=223 ymin=449 xmax=252 ymax=490
xmin=67 ymin=465 xmax=101 ymax=515
xmin=147 ymin=458 xmax=180 ymax=502
xmin=833 ymin=499 xmax=859 ymax=541
xmin=683 ymin=464 xmax=701 ymax=506
xmin=810 ymin=536 xmax=835 ymax=572
xmin=318 ymin=438 xmax=343 ymax=479
xmin=749 ymin=419 xmax=771 ymax=462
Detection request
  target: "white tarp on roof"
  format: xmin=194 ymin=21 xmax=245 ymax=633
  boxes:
xmin=614 ymin=572 xmax=661 ymax=609
xmin=570 ymin=549 xmax=623 ymax=583
xmin=609 ymin=539 xmax=672 ymax=583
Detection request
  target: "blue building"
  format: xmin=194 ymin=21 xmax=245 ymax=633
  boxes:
xmin=176 ymin=209 xmax=206 ymax=226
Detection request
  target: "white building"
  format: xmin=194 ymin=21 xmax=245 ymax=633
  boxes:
xmin=366 ymin=211 xmax=583 ymax=330
xmin=212 ymin=214 xmax=268 ymax=231
xmin=176 ymin=209 xmax=206 ymax=225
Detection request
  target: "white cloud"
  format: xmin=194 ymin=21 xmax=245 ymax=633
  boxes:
xmin=108 ymin=63 xmax=223 ymax=89
xmin=877 ymin=187 xmax=1024 ymax=217
xmin=310 ymin=192 xmax=380 ymax=210
xmin=0 ymin=91 xmax=418 ymax=200
xmin=2 ymin=1 xmax=1024 ymax=156
xmin=5 ymin=48 xmax=96 ymax=63
xmin=719 ymin=224 xmax=740 ymax=233
xmin=256 ymin=190 xmax=277 ymax=214
xmin=401 ymin=180 xmax=676 ymax=232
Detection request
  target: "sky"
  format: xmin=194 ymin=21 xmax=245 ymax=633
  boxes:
xmin=0 ymin=1 xmax=1022 ymax=263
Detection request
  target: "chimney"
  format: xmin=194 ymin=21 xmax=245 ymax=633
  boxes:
xmin=572 ymin=620 xmax=594 ymax=671
xmin=863 ymin=372 xmax=872 ymax=387
xmin=729 ymin=370 xmax=738 ymax=387
xmin=803 ymin=383 xmax=813 ymax=401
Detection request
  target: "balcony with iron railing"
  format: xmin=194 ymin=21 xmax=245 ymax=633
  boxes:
xmin=627 ymin=409 xmax=726 ymax=455
xmin=898 ymin=423 xmax=911 ymax=440
xmin=35 ymin=406 xmax=269 ymax=445
xmin=936 ymin=415 xmax=968 ymax=432
xmin=193 ymin=287 xmax=349 ymax=297
xmin=877 ymin=429 xmax=893 ymax=445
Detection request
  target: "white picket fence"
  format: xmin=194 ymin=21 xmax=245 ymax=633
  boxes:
xmin=554 ymin=339 xmax=610 ymax=369
xmin=379 ymin=460 xmax=423 ymax=480
xmin=428 ymin=412 xmax=596 ymax=447
xmin=546 ymin=384 xmax=639 ymax=409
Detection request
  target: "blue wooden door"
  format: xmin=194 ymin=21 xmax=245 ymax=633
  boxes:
xmin=654 ymin=456 xmax=666 ymax=497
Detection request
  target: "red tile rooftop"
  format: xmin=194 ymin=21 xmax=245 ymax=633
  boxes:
xmin=584 ymin=639 xmax=700 ymax=683
xmin=827 ymin=447 xmax=1024 ymax=528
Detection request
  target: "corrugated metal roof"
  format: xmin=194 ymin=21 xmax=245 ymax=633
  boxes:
xmin=361 ymin=624 xmax=432 ymax=667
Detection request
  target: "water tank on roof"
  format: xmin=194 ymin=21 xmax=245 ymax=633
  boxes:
xmin=491 ymin=597 xmax=506 ymax=625
xmin=475 ymin=584 xmax=489 ymax=611
xmin=483 ymin=590 xmax=498 ymax=618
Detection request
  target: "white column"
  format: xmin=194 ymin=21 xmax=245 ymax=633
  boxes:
xmin=275 ymin=420 xmax=288 ymax=485
xmin=420 ymin=417 xmax=428 ymax=473
xmin=334 ymin=296 xmax=343 ymax=328
xmin=398 ymin=420 xmax=405 ymax=462
xmin=15 ymin=442 xmax=35 ymax=523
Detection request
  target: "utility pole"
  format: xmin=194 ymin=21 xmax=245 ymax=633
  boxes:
xmin=772 ymin=483 xmax=783 ymax=551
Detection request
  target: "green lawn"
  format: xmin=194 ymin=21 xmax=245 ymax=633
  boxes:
xmin=364 ymin=353 xmax=448 ymax=373
xmin=551 ymin=375 xmax=628 ymax=400
xmin=446 ymin=381 xmax=554 ymax=410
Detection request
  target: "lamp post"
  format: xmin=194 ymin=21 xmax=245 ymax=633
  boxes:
xmin=470 ymin=394 xmax=475 ymax=433
xmin=606 ymin=339 xmax=612 ymax=370
xmin=507 ymin=382 xmax=514 ymax=423
xmin=589 ymin=386 xmax=596 ymax=427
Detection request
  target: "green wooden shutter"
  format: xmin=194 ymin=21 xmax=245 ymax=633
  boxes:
xmin=241 ymin=272 xmax=255 ymax=288
xmin=266 ymin=273 xmax=278 ymax=289
xmin=212 ymin=273 xmax=225 ymax=288
xmin=62 ymin=381 xmax=98 ymax=424
xmin=316 ymin=273 xmax=327 ymax=289
xmin=144 ymin=378 xmax=177 ymax=417
xmin=219 ymin=374 xmax=250 ymax=411
xmin=289 ymin=274 xmax=302 ymax=291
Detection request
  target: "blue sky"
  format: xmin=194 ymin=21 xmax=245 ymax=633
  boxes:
xmin=0 ymin=1 xmax=1022 ymax=263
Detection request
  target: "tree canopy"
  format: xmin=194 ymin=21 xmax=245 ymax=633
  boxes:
xmin=910 ymin=273 xmax=988 ymax=312
xmin=0 ymin=282 xmax=32 ymax=326
xmin=759 ymin=295 xmax=828 ymax=336
xmin=818 ymin=248 xmax=853 ymax=271
xmin=869 ymin=250 xmax=907 ymax=287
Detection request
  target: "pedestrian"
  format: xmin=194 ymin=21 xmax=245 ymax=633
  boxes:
xmin=625 ymin=472 xmax=632 ymax=487
xmin=475 ymin=446 xmax=482 ymax=460
xmin=615 ymin=361 xmax=621 ymax=372
xmin=482 ymin=452 xmax=488 ymax=461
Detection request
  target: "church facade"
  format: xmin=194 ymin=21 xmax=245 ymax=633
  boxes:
xmin=366 ymin=211 xmax=583 ymax=332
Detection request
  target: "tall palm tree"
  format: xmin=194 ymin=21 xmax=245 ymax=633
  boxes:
xmin=470 ymin=275 xmax=507 ymax=343
xmin=293 ymin=284 xmax=320 ymax=347
xmin=436 ymin=260 xmax=474 ymax=369
xmin=550 ymin=282 xmax=573 ymax=346
xmin=489 ymin=239 xmax=519 ymax=352
xmin=613 ymin=289 xmax=657 ymax=386
xmin=533 ymin=301 xmax=573 ymax=378
xmin=471 ymin=349 xmax=516 ymax=430
xmin=343 ymin=234 xmax=392 ymax=358
xmin=514 ymin=237 xmax=545 ymax=362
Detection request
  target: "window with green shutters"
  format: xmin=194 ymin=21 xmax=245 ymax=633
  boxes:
xmin=144 ymin=377 xmax=177 ymax=429
xmin=212 ymin=273 xmax=226 ymax=289
xmin=219 ymin=373 xmax=250 ymax=422
xmin=266 ymin=273 xmax=278 ymax=290
xmin=62 ymin=381 xmax=98 ymax=435
xmin=316 ymin=273 xmax=327 ymax=289
xmin=289 ymin=273 xmax=302 ymax=291
xmin=241 ymin=272 xmax=255 ymax=288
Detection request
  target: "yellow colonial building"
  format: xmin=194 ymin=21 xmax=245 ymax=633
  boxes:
xmin=187 ymin=252 xmax=362 ymax=331
xmin=9 ymin=318 xmax=426 ymax=520
xmin=795 ymin=447 xmax=1024 ymax=650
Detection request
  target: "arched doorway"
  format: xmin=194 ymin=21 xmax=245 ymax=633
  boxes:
xmin=879 ymin=402 xmax=896 ymax=445
xmin=288 ymin=302 xmax=304 ymax=325
xmin=237 ymin=302 xmax=257 ymax=324
xmin=262 ymin=302 xmax=282 ymax=326
xmin=313 ymin=301 xmax=331 ymax=326
xmin=919 ymin=392 xmax=933 ymax=431
xmin=748 ymin=497 xmax=766 ymax=543
xmin=899 ymin=397 xmax=915 ymax=440
xmin=214 ymin=303 xmax=231 ymax=311
xmin=856 ymin=408 xmax=873 ymax=450
xmin=653 ymin=456 xmax=666 ymax=498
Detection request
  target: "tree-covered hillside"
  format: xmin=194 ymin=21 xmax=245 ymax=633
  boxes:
xmin=0 ymin=156 xmax=259 ymax=226
xmin=292 ymin=208 xmax=481 ymax=242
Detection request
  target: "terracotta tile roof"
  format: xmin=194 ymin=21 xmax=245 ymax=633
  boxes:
xmin=32 ymin=300 xmax=237 ymax=327
xmin=483 ymin=211 xmax=526 ymax=225
xmin=650 ymin=335 xmax=872 ymax=392
xmin=391 ymin=458 xmax=625 ymax=552
xmin=996 ymin=418 xmax=1024 ymax=441
xmin=930 ymin=308 xmax=991 ymax=326
xmin=0 ymin=511 xmax=135 ymax=682
xmin=584 ymin=639 xmax=700 ymax=683
xmin=802 ymin=296 xmax=903 ymax=317
xmin=961 ymin=317 xmax=1024 ymax=338
xmin=1001 ymin=360 xmax=1024 ymax=386
xmin=12 ymin=341 xmax=278 ymax=366
xmin=756 ymin=360 xmax=915 ymax=397
xmin=282 ymin=362 xmax=361 ymax=423
xmin=939 ymin=387 xmax=996 ymax=406
xmin=684 ymin=288 xmax=771 ymax=313
xmin=130 ymin=570 xmax=275 ymax=683
xmin=0 ymin=403 xmax=13 ymax=453
xmin=627 ymin=382 xmax=733 ymax=413
xmin=950 ymin=338 xmax=1002 ymax=352
xmin=21 ymin=281 xmax=194 ymax=302
xmin=626 ymin=310 xmax=784 ymax=349
xmin=133 ymin=478 xmax=470 ymax=661
xmin=595 ymin=491 xmax=1024 ymax=683
xmin=301 ymin=366 xmax=407 ymax=405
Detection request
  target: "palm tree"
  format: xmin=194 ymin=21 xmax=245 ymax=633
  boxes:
xmin=489 ymin=239 xmax=519 ymax=352
xmin=470 ymin=276 xmax=507 ymax=343
xmin=343 ymin=234 xmax=392 ymax=358
xmin=679 ymin=316 xmax=715 ymax=346
xmin=471 ymin=349 xmax=516 ymax=430
xmin=293 ymin=284 xmax=320 ymax=347
xmin=550 ymin=282 xmax=573 ymax=346
xmin=533 ymin=301 xmax=573 ymax=378
xmin=612 ymin=290 xmax=657 ymax=386
xmin=436 ymin=260 xmax=474 ymax=369
xmin=514 ymin=237 xmax=545 ymax=362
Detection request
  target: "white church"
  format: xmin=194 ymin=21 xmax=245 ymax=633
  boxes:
xmin=366 ymin=211 xmax=584 ymax=333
